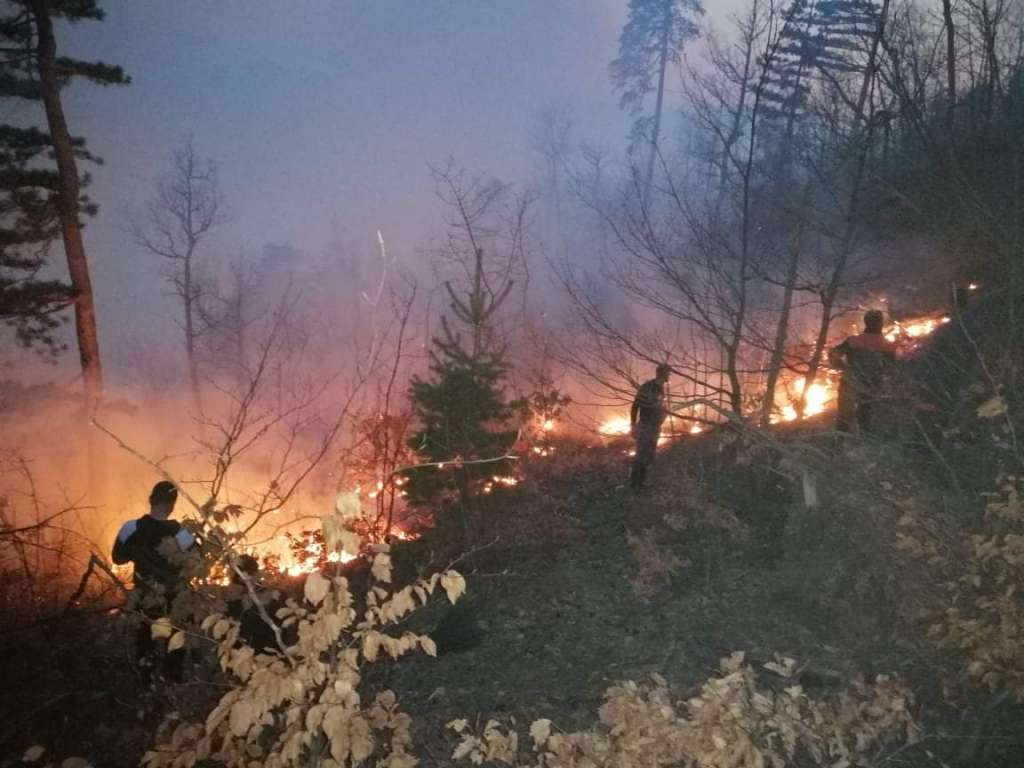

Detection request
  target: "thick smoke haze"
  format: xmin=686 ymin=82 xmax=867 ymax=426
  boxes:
xmin=33 ymin=0 xmax=761 ymax=379
xmin=53 ymin=2 xmax=620 ymax=374
xmin=1 ymin=0 xmax=962 ymax=544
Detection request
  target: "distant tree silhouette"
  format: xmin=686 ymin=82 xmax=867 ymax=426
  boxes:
xmin=610 ymin=0 xmax=704 ymax=207
xmin=130 ymin=140 xmax=225 ymax=415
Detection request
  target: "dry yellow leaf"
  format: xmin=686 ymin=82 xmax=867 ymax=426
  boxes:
xmin=150 ymin=617 xmax=173 ymax=640
xmin=372 ymin=552 xmax=392 ymax=583
xmin=977 ymin=395 xmax=1008 ymax=419
xmin=420 ymin=635 xmax=437 ymax=657
xmin=335 ymin=491 xmax=362 ymax=520
xmin=440 ymin=571 xmax=466 ymax=604
xmin=22 ymin=745 xmax=46 ymax=762
xmin=305 ymin=572 xmax=331 ymax=606
xmin=529 ymin=718 xmax=552 ymax=746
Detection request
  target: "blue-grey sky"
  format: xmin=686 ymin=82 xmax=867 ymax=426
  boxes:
xmin=46 ymin=0 xmax=742 ymax=378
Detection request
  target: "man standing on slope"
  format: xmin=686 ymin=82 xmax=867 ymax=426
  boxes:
xmin=830 ymin=310 xmax=897 ymax=435
xmin=112 ymin=480 xmax=196 ymax=685
xmin=629 ymin=363 xmax=670 ymax=492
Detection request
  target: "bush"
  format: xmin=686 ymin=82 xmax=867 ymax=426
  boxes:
xmin=448 ymin=652 xmax=917 ymax=767
xmin=899 ymin=476 xmax=1024 ymax=701
xmin=140 ymin=496 xmax=466 ymax=768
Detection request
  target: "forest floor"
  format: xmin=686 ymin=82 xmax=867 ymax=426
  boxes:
xmin=1 ymin=430 xmax=1020 ymax=767
xmin=384 ymin=434 xmax=948 ymax=767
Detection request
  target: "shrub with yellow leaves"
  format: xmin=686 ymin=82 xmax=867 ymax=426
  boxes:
xmin=449 ymin=653 xmax=917 ymax=768
xmin=141 ymin=493 xmax=466 ymax=768
xmin=899 ymin=477 xmax=1024 ymax=700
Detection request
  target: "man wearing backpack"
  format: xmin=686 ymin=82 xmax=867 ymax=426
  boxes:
xmin=112 ymin=480 xmax=196 ymax=685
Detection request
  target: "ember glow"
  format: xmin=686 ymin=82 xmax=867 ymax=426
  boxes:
xmin=773 ymin=379 xmax=836 ymax=423
xmin=885 ymin=315 xmax=950 ymax=342
xmin=482 ymin=474 xmax=520 ymax=494
xmin=274 ymin=536 xmax=356 ymax=577
xmin=598 ymin=417 xmax=632 ymax=436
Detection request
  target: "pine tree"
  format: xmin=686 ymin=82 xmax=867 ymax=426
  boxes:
xmin=610 ymin=0 xmax=704 ymax=207
xmin=406 ymin=247 xmax=522 ymax=546
xmin=0 ymin=125 xmax=75 ymax=356
xmin=0 ymin=1 xmax=128 ymax=407
xmin=763 ymin=0 xmax=881 ymax=121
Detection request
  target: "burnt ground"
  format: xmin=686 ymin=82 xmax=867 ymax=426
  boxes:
xmin=379 ymin=436 xmax=961 ymax=767
xmin=3 ymin=431 xmax=1023 ymax=767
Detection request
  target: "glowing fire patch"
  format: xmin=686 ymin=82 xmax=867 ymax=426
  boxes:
xmin=481 ymin=475 xmax=520 ymax=494
xmin=279 ymin=537 xmax=357 ymax=577
xmin=774 ymin=379 xmax=836 ymax=423
xmin=599 ymin=417 xmax=632 ymax=436
xmin=885 ymin=315 xmax=950 ymax=342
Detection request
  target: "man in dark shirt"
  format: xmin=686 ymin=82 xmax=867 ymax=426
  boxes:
xmin=112 ymin=480 xmax=195 ymax=685
xmin=830 ymin=310 xmax=897 ymax=435
xmin=629 ymin=364 xmax=670 ymax=491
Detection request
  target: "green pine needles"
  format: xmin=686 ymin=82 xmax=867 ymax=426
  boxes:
xmin=406 ymin=246 xmax=524 ymax=546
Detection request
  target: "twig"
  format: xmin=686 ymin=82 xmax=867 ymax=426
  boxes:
xmin=64 ymin=553 xmax=130 ymax=612
xmin=92 ymin=419 xmax=205 ymax=513
xmin=230 ymin=560 xmax=297 ymax=664
xmin=391 ymin=453 xmax=520 ymax=476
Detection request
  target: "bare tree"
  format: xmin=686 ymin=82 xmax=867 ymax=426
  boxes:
xmin=200 ymin=249 xmax=263 ymax=387
xmin=130 ymin=141 xmax=225 ymax=414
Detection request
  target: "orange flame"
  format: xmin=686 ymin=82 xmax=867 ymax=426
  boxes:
xmin=773 ymin=379 xmax=836 ymax=424
xmin=598 ymin=417 xmax=632 ymax=436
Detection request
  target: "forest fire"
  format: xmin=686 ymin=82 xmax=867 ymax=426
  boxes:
xmin=482 ymin=475 xmax=520 ymax=494
xmin=885 ymin=314 xmax=951 ymax=348
xmin=598 ymin=416 xmax=632 ymax=436
xmin=279 ymin=537 xmax=356 ymax=577
xmin=592 ymin=309 xmax=952 ymax=435
xmin=773 ymin=379 xmax=837 ymax=423
xmin=268 ymin=521 xmax=418 ymax=578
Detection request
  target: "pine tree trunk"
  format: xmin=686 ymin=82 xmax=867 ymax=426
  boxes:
xmin=30 ymin=0 xmax=103 ymax=414
xmin=643 ymin=0 xmax=672 ymax=209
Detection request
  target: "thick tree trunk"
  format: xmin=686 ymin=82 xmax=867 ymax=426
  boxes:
xmin=30 ymin=0 xmax=103 ymax=414
xmin=643 ymin=0 xmax=672 ymax=209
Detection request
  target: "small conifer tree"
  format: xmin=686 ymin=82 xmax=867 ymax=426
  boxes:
xmin=406 ymin=246 xmax=522 ymax=545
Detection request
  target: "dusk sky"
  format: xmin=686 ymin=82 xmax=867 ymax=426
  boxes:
xmin=44 ymin=1 xmax=743 ymax=377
